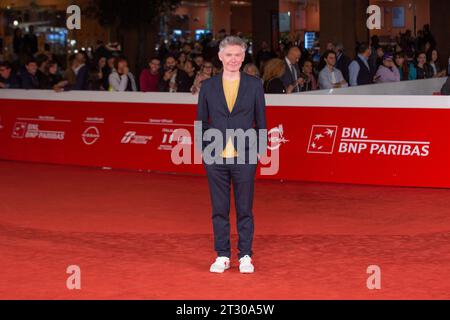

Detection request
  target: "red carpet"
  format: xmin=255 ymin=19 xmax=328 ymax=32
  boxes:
xmin=0 ymin=160 xmax=449 ymax=299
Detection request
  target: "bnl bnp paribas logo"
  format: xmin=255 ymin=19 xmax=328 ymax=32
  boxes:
xmin=307 ymin=125 xmax=430 ymax=157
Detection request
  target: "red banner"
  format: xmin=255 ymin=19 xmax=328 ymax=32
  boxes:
xmin=1 ymin=98 xmax=449 ymax=188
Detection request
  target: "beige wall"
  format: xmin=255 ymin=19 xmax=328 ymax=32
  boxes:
xmin=305 ymin=0 xmax=320 ymax=31
xmin=231 ymin=4 xmax=252 ymax=35
xmin=212 ymin=0 xmax=230 ymax=35
xmin=278 ymin=0 xmax=319 ymax=32
xmin=369 ymin=0 xmax=430 ymax=38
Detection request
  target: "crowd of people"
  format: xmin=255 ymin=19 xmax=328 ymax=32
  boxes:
xmin=0 ymin=25 xmax=448 ymax=94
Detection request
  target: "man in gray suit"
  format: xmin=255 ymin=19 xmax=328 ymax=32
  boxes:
xmin=281 ymin=46 xmax=305 ymax=93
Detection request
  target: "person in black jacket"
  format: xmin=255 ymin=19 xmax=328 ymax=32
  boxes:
xmin=158 ymin=55 xmax=181 ymax=92
xmin=20 ymin=58 xmax=40 ymax=89
xmin=196 ymin=36 xmax=267 ymax=274
xmin=335 ymin=43 xmax=351 ymax=83
xmin=44 ymin=61 xmax=63 ymax=89
xmin=416 ymin=52 xmax=434 ymax=79
xmin=0 ymin=62 xmax=20 ymax=89
xmin=72 ymin=52 xmax=89 ymax=90
xmin=23 ymin=25 xmax=38 ymax=58
xmin=263 ymin=58 xmax=290 ymax=94
xmin=35 ymin=53 xmax=49 ymax=89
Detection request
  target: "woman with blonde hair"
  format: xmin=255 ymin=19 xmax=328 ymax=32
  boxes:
xmin=262 ymin=58 xmax=295 ymax=94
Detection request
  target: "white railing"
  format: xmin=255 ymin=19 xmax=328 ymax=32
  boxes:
xmin=302 ymin=77 xmax=447 ymax=96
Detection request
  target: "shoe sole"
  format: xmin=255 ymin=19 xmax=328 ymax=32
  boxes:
xmin=239 ymin=269 xmax=254 ymax=274
xmin=210 ymin=265 xmax=230 ymax=273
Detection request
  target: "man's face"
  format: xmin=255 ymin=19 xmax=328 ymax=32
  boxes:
xmin=326 ymin=42 xmax=335 ymax=51
xmin=165 ymin=57 xmax=177 ymax=70
xmin=76 ymin=53 xmax=85 ymax=64
xmin=26 ymin=62 xmax=38 ymax=75
xmin=184 ymin=61 xmax=194 ymax=73
xmin=288 ymin=49 xmax=301 ymax=65
xmin=149 ymin=59 xmax=161 ymax=74
xmin=326 ymin=54 xmax=336 ymax=66
xmin=0 ymin=66 xmax=11 ymax=79
xmin=194 ymin=56 xmax=204 ymax=67
xmin=218 ymin=45 xmax=244 ymax=73
xmin=117 ymin=61 xmax=128 ymax=73
xmin=183 ymin=44 xmax=191 ymax=54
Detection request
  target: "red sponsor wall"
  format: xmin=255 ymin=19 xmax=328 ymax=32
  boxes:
xmin=1 ymin=92 xmax=449 ymax=188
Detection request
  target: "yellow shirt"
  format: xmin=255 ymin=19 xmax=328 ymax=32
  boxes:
xmin=221 ymin=77 xmax=240 ymax=158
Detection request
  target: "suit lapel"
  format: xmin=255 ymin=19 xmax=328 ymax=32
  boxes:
xmin=215 ymin=73 xmax=230 ymax=115
xmin=232 ymin=72 xmax=247 ymax=115
xmin=215 ymin=72 xmax=247 ymax=115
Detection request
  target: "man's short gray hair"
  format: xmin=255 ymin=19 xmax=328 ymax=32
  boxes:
xmin=219 ymin=36 xmax=247 ymax=52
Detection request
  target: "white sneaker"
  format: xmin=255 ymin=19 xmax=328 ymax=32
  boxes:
xmin=239 ymin=255 xmax=254 ymax=273
xmin=210 ymin=256 xmax=230 ymax=273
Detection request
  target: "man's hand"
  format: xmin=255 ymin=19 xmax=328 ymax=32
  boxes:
xmin=163 ymin=69 xmax=175 ymax=81
xmin=297 ymin=77 xmax=305 ymax=86
xmin=53 ymin=80 xmax=68 ymax=92
xmin=286 ymin=84 xmax=295 ymax=94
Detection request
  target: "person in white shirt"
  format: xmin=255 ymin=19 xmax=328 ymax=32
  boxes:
xmin=318 ymin=50 xmax=348 ymax=90
xmin=108 ymin=57 xmax=137 ymax=92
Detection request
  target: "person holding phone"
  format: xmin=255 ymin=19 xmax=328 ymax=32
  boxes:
xmin=281 ymin=46 xmax=305 ymax=93
xmin=158 ymin=55 xmax=179 ymax=92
